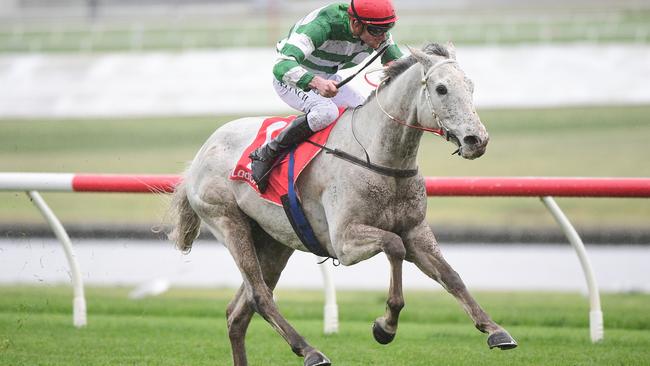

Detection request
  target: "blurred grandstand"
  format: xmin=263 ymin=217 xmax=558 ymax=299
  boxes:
xmin=1 ymin=0 xmax=649 ymax=52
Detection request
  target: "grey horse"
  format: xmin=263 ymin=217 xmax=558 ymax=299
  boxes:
xmin=168 ymin=42 xmax=517 ymax=366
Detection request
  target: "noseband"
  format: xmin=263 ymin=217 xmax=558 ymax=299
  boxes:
xmin=375 ymin=58 xmax=458 ymax=141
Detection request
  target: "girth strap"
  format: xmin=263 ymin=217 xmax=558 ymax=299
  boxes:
xmin=305 ymin=140 xmax=418 ymax=178
xmin=280 ymin=149 xmax=332 ymax=258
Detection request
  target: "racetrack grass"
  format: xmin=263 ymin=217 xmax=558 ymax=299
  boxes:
xmin=0 ymin=286 xmax=649 ymax=365
xmin=0 ymin=105 xmax=649 ymax=230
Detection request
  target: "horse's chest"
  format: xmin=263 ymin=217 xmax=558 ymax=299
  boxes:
xmin=328 ymin=178 xmax=426 ymax=230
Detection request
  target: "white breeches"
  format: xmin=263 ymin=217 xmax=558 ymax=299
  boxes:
xmin=273 ymin=74 xmax=367 ymax=131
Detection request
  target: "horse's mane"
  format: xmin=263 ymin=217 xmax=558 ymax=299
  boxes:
xmin=384 ymin=42 xmax=449 ymax=82
xmin=364 ymin=42 xmax=449 ymax=103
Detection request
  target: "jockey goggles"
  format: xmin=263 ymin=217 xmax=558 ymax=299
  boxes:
xmin=365 ymin=22 xmax=394 ymax=36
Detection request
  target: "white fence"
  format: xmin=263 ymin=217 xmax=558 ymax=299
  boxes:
xmin=3 ymin=173 xmax=650 ymax=341
xmin=2 ymin=45 xmax=650 ymax=118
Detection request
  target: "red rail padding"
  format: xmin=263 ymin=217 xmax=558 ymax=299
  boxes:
xmin=425 ymin=177 xmax=650 ymax=197
xmin=72 ymin=174 xmax=181 ymax=193
xmin=66 ymin=174 xmax=650 ymax=197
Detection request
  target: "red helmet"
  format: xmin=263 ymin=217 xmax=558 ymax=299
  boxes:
xmin=348 ymin=0 xmax=398 ymax=25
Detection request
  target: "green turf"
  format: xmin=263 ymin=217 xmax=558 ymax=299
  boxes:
xmin=0 ymin=286 xmax=649 ymax=365
xmin=1 ymin=105 xmax=648 ymax=230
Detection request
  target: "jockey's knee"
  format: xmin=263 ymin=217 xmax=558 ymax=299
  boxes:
xmin=307 ymin=103 xmax=339 ymax=131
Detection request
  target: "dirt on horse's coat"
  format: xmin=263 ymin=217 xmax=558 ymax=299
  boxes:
xmin=167 ymin=42 xmax=517 ymax=366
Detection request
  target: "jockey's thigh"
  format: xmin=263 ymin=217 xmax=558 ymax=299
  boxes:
xmin=272 ymin=76 xmax=366 ymax=132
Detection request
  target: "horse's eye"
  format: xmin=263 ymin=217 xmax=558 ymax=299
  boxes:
xmin=436 ymin=85 xmax=447 ymax=95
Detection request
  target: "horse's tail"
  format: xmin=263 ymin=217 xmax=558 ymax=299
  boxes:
xmin=167 ymin=180 xmax=201 ymax=254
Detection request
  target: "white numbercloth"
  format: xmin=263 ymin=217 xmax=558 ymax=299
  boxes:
xmin=272 ymin=74 xmax=366 ymax=131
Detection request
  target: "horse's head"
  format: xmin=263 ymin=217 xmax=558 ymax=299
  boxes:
xmin=409 ymin=43 xmax=488 ymax=159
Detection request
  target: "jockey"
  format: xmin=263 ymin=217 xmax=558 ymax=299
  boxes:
xmin=249 ymin=0 xmax=403 ymax=192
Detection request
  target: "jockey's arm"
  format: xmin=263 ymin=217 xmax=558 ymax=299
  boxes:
xmin=273 ymin=58 xmax=338 ymax=98
xmin=273 ymin=20 xmax=331 ymax=92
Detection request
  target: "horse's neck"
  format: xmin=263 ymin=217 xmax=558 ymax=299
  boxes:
xmin=351 ymin=65 xmax=423 ymax=169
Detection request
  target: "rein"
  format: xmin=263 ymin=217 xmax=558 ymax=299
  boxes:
xmin=375 ymin=58 xmax=458 ymax=141
xmin=336 ymin=43 xmax=389 ymax=89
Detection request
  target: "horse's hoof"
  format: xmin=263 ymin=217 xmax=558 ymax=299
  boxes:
xmin=304 ymin=351 xmax=331 ymax=366
xmin=487 ymin=330 xmax=518 ymax=350
xmin=372 ymin=320 xmax=396 ymax=345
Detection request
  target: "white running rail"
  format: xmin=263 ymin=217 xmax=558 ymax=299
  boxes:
xmin=4 ymin=173 xmax=650 ymax=341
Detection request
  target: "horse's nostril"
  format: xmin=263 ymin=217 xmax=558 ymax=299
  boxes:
xmin=463 ymin=135 xmax=480 ymax=146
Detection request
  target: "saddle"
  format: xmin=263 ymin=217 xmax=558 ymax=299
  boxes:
xmin=230 ymin=109 xmax=344 ymax=205
xmin=229 ymin=109 xmax=345 ymax=258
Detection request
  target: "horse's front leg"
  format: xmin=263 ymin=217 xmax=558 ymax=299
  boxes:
xmin=404 ymin=221 xmax=518 ymax=350
xmin=336 ymin=224 xmax=406 ymax=345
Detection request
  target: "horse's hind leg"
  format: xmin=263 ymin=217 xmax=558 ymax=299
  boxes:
xmin=226 ymin=225 xmax=295 ymax=366
xmin=226 ymin=285 xmax=252 ymax=366
xmin=193 ymin=187 xmax=330 ymax=365
xmin=404 ymin=222 xmax=517 ymax=350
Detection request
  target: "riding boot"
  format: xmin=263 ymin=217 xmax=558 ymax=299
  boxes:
xmin=249 ymin=114 xmax=314 ymax=193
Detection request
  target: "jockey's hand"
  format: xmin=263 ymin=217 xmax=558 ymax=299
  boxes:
xmin=309 ymin=76 xmax=339 ymax=98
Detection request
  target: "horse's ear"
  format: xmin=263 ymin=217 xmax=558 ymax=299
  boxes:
xmin=407 ymin=45 xmax=432 ymax=67
xmin=446 ymin=41 xmax=457 ymax=60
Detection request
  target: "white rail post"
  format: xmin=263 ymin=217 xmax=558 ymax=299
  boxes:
xmin=318 ymin=257 xmax=339 ymax=334
xmin=27 ymin=191 xmax=87 ymax=328
xmin=540 ymin=196 xmax=603 ymax=342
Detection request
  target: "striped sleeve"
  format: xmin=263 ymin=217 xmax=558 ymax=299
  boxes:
xmin=273 ymin=19 xmax=331 ymax=91
xmin=380 ymin=32 xmax=403 ymax=64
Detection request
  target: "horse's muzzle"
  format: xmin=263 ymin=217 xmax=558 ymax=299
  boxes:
xmin=459 ymin=134 xmax=489 ymax=160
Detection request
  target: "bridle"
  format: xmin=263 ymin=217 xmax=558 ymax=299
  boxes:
xmin=375 ymin=58 xmax=458 ymax=142
xmin=305 ymin=59 xmax=462 ymax=179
